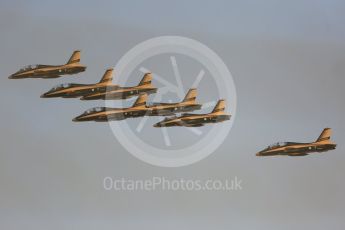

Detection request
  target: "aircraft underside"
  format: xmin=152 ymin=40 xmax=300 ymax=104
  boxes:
xmin=105 ymin=88 xmax=158 ymax=100
xmin=259 ymin=145 xmax=336 ymax=156
xmin=149 ymin=105 xmax=200 ymax=116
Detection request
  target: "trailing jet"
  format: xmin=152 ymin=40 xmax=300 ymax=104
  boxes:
xmin=73 ymin=94 xmax=149 ymax=122
xmin=8 ymin=50 xmax=86 ymax=79
xmin=146 ymin=88 xmax=202 ymax=116
xmin=80 ymin=73 xmax=157 ymax=100
xmin=256 ymin=128 xmax=337 ymax=157
xmin=153 ymin=99 xmax=231 ymax=127
xmin=41 ymin=68 xmax=116 ymax=98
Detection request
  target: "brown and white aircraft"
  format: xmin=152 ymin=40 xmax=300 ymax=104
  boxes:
xmin=41 ymin=68 xmax=116 ymax=98
xmin=8 ymin=50 xmax=86 ymax=79
xmin=147 ymin=88 xmax=202 ymax=116
xmin=256 ymin=128 xmax=337 ymax=157
xmin=73 ymin=89 xmax=202 ymax=122
xmin=73 ymin=94 xmax=150 ymax=122
xmin=80 ymin=73 xmax=157 ymax=100
xmin=153 ymin=99 xmax=231 ymax=127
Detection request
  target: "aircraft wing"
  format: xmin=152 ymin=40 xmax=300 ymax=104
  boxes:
xmin=180 ymin=113 xmax=200 ymax=117
xmin=285 ymin=146 xmax=310 ymax=153
xmin=179 ymin=116 xmax=205 ymax=126
xmin=151 ymin=102 xmax=175 ymax=106
xmin=185 ymin=123 xmax=204 ymax=127
xmin=45 ymin=74 xmax=62 ymax=78
xmin=287 ymin=153 xmax=308 ymax=156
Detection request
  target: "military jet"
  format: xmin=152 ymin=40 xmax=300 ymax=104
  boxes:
xmin=153 ymin=99 xmax=231 ymax=127
xmin=80 ymin=73 xmax=157 ymax=100
xmin=73 ymin=94 xmax=149 ymax=122
xmin=8 ymin=50 xmax=86 ymax=79
xmin=40 ymin=68 xmax=117 ymax=98
xmin=146 ymin=88 xmax=202 ymax=116
xmin=256 ymin=128 xmax=337 ymax=157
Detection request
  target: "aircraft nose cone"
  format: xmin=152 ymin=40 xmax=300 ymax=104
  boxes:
xmin=72 ymin=116 xmax=81 ymax=122
xmin=256 ymin=152 xmax=263 ymax=156
xmin=73 ymin=114 xmax=86 ymax=122
xmin=40 ymin=93 xmax=47 ymax=98
xmin=8 ymin=75 xmax=14 ymax=79
xmin=153 ymin=123 xmax=161 ymax=127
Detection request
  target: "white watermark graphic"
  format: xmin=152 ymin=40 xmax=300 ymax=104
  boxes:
xmin=107 ymin=36 xmax=237 ymax=167
xmin=103 ymin=176 xmax=243 ymax=192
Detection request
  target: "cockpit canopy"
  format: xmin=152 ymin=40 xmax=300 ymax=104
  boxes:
xmin=54 ymin=83 xmax=72 ymax=89
xmin=266 ymin=142 xmax=287 ymax=149
xmin=84 ymin=107 xmax=106 ymax=114
xmin=49 ymin=83 xmax=82 ymax=91
xmin=16 ymin=64 xmax=54 ymax=74
xmin=20 ymin=64 xmax=39 ymax=71
xmin=48 ymin=83 xmax=71 ymax=92
xmin=15 ymin=65 xmax=39 ymax=73
xmin=163 ymin=116 xmax=177 ymax=121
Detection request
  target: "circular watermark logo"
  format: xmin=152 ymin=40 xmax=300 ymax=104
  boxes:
xmin=106 ymin=36 xmax=236 ymax=167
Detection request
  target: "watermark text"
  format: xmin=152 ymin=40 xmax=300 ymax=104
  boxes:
xmin=103 ymin=176 xmax=243 ymax=192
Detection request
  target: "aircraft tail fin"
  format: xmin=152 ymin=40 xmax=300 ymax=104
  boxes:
xmin=316 ymin=128 xmax=332 ymax=143
xmin=67 ymin=50 xmax=81 ymax=64
xmin=211 ymin=99 xmax=226 ymax=114
xmin=182 ymin=88 xmax=197 ymax=103
xmin=133 ymin=94 xmax=147 ymax=107
xmin=138 ymin=73 xmax=152 ymax=86
xmin=99 ymin=68 xmax=114 ymax=83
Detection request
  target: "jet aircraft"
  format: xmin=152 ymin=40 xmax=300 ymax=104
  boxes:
xmin=153 ymin=99 xmax=231 ymax=127
xmin=41 ymin=68 xmax=116 ymax=98
xmin=8 ymin=50 xmax=86 ymax=79
xmin=256 ymin=128 xmax=337 ymax=157
xmin=146 ymin=88 xmax=202 ymax=116
xmin=80 ymin=73 xmax=157 ymax=100
xmin=73 ymin=94 xmax=149 ymax=122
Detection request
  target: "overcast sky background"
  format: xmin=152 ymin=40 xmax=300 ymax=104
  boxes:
xmin=1 ymin=0 xmax=345 ymax=229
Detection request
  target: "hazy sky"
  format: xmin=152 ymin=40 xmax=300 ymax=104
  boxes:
xmin=1 ymin=1 xmax=344 ymax=229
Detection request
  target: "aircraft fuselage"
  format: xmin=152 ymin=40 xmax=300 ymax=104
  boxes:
xmin=73 ymin=106 xmax=150 ymax=122
xmin=256 ymin=142 xmax=337 ymax=156
xmin=154 ymin=113 xmax=231 ymax=127
xmin=73 ymin=103 xmax=203 ymax=122
xmin=80 ymin=86 xmax=157 ymax=100
xmin=148 ymin=103 xmax=202 ymax=116
xmin=41 ymin=84 xmax=118 ymax=98
xmin=9 ymin=63 xmax=86 ymax=79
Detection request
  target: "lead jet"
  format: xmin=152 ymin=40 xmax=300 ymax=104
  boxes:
xmin=153 ymin=99 xmax=231 ymax=127
xmin=146 ymin=88 xmax=202 ymax=116
xmin=256 ymin=128 xmax=337 ymax=157
xmin=80 ymin=73 xmax=157 ymax=100
xmin=8 ymin=50 xmax=86 ymax=79
xmin=73 ymin=94 xmax=149 ymax=122
xmin=40 ymin=68 xmax=116 ymax=98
